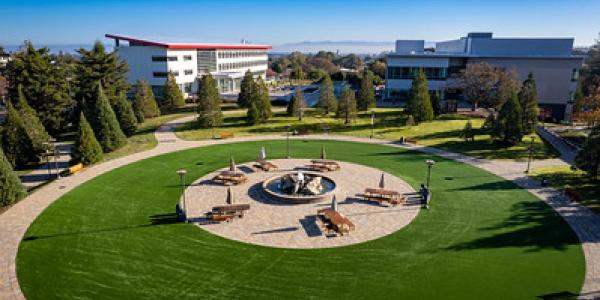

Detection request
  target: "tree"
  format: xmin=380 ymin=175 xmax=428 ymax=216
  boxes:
xmin=575 ymin=124 xmax=600 ymax=179
xmin=460 ymin=120 xmax=475 ymax=142
xmin=460 ymin=62 xmax=499 ymax=111
xmin=573 ymin=79 xmax=585 ymax=115
xmin=72 ymin=113 xmax=103 ymax=165
xmin=196 ymin=73 xmax=223 ymax=127
xmin=0 ymin=75 xmax=8 ymax=104
xmin=246 ymin=103 xmax=260 ymax=125
xmin=518 ymin=72 xmax=539 ymax=134
xmin=14 ymin=85 xmax=51 ymax=152
xmin=0 ymin=147 xmax=27 ymax=207
xmin=369 ymin=60 xmax=387 ymax=80
xmin=254 ymin=77 xmax=272 ymax=123
xmin=237 ymin=70 xmax=255 ymax=108
xmin=405 ymin=115 xmax=416 ymax=127
xmin=90 ymin=84 xmax=127 ymax=152
xmin=317 ymin=74 xmax=337 ymax=115
xmin=287 ymin=87 xmax=306 ymax=120
xmin=162 ymin=72 xmax=185 ymax=109
xmin=357 ymin=69 xmax=375 ymax=111
xmin=132 ymin=80 xmax=160 ymax=122
xmin=337 ymin=87 xmax=357 ymax=125
xmin=492 ymin=92 xmax=523 ymax=145
xmin=290 ymin=67 xmax=304 ymax=81
xmin=406 ymin=69 xmax=434 ymax=123
xmin=111 ymin=93 xmax=138 ymax=136
xmin=5 ymin=41 xmax=74 ymax=134
xmin=431 ymin=91 xmax=441 ymax=117
xmin=0 ymin=102 xmax=38 ymax=167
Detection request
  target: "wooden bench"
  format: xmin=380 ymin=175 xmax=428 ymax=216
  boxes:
xmin=254 ymin=160 xmax=278 ymax=172
xmin=404 ymin=138 xmax=418 ymax=144
xmin=68 ymin=163 xmax=84 ymax=175
xmin=362 ymin=188 xmax=404 ymax=206
xmin=310 ymin=159 xmax=341 ymax=171
xmin=304 ymin=164 xmax=331 ymax=172
xmin=212 ymin=171 xmax=248 ymax=186
xmin=220 ymin=131 xmax=234 ymax=139
xmin=207 ymin=204 xmax=250 ymax=222
xmin=317 ymin=208 xmax=355 ymax=236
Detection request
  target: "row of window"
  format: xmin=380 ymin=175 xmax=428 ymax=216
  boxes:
xmin=387 ymin=67 xmax=448 ymax=80
xmin=217 ymin=50 xmax=267 ymax=59
xmin=152 ymin=69 xmax=194 ymax=78
xmin=219 ymin=60 xmax=267 ymax=71
xmin=151 ymin=55 xmax=193 ymax=62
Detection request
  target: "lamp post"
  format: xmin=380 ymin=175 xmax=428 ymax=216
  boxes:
xmin=286 ymin=125 xmax=291 ymax=159
xmin=177 ymin=169 xmax=188 ymax=222
xmin=525 ymin=136 xmax=535 ymax=174
xmin=370 ymin=111 xmax=375 ymax=139
xmin=426 ymin=159 xmax=435 ymax=189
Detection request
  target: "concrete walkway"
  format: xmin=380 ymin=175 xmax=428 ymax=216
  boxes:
xmin=18 ymin=142 xmax=72 ymax=189
xmin=1 ymin=115 xmax=600 ymax=299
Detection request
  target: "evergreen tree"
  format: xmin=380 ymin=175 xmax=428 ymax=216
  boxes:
xmin=5 ymin=41 xmax=74 ymax=134
xmin=162 ymin=72 xmax=185 ymax=109
xmin=132 ymin=80 xmax=160 ymax=122
xmin=518 ymin=72 xmax=539 ymax=134
xmin=254 ymin=77 xmax=272 ymax=122
xmin=573 ymin=79 xmax=585 ymax=115
xmin=0 ymin=147 xmax=27 ymax=207
xmin=197 ymin=73 xmax=223 ymax=127
xmin=111 ymin=93 xmax=138 ymax=136
xmin=405 ymin=115 xmax=416 ymax=127
xmin=90 ymin=84 xmax=127 ymax=152
xmin=336 ymin=87 xmax=357 ymax=125
xmin=288 ymin=87 xmax=306 ymax=120
xmin=0 ymin=102 xmax=38 ymax=167
xmin=460 ymin=120 xmax=475 ymax=142
xmin=237 ymin=70 xmax=255 ymax=108
xmin=406 ymin=69 xmax=434 ymax=123
xmin=14 ymin=85 xmax=51 ymax=152
xmin=357 ymin=69 xmax=375 ymax=111
xmin=492 ymin=92 xmax=523 ymax=145
xmin=72 ymin=113 xmax=103 ymax=165
xmin=575 ymin=124 xmax=600 ymax=179
xmin=431 ymin=91 xmax=442 ymax=117
xmin=317 ymin=74 xmax=337 ymax=115
xmin=246 ymin=102 xmax=261 ymax=125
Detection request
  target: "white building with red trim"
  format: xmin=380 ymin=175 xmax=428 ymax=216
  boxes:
xmin=106 ymin=34 xmax=271 ymax=97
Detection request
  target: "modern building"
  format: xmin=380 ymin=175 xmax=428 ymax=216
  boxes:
xmin=105 ymin=34 xmax=271 ymax=97
xmin=385 ymin=32 xmax=584 ymax=121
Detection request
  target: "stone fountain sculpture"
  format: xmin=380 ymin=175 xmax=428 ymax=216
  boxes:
xmin=279 ymin=171 xmax=324 ymax=196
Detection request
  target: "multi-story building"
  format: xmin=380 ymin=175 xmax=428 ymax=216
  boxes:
xmin=105 ymin=34 xmax=271 ymax=97
xmin=385 ymin=32 xmax=583 ymax=121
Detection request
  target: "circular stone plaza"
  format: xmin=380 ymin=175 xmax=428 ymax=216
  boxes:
xmin=2 ymin=124 xmax=599 ymax=299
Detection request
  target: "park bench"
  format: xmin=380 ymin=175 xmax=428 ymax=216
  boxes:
xmin=317 ymin=208 xmax=355 ymax=236
xmin=361 ymin=188 xmax=404 ymax=206
xmin=68 ymin=163 xmax=84 ymax=175
xmin=207 ymin=204 xmax=251 ymax=222
xmin=212 ymin=171 xmax=248 ymax=186
xmin=404 ymin=137 xmax=418 ymax=144
xmin=254 ymin=160 xmax=278 ymax=172
xmin=220 ymin=131 xmax=234 ymax=139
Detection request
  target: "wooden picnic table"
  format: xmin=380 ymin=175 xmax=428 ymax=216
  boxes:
xmin=207 ymin=204 xmax=250 ymax=222
xmin=254 ymin=160 xmax=278 ymax=171
xmin=317 ymin=208 xmax=355 ymax=235
xmin=363 ymin=188 xmax=404 ymax=206
xmin=306 ymin=160 xmax=340 ymax=172
xmin=212 ymin=171 xmax=247 ymax=185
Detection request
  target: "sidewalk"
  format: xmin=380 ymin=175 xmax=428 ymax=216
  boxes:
xmin=18 ymin=142 xmax=72 ymax=189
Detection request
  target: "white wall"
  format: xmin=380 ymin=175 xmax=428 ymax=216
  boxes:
xmin=117 ymin=46 xmax=167 ymax=86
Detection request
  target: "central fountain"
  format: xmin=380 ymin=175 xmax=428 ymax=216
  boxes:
xmin=262 ymin=171 xmax=336 ymax=203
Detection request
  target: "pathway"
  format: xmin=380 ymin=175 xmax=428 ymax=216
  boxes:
xmin=18 ymin=142 xmax=72 ymax=189
xmin=1 ymin=115 xmax=599 ymax=299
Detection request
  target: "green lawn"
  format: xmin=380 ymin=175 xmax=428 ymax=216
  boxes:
xmin=176 ymin=109 xmax=557 ymax=161
xmin=530 ymin=165 xmax=600 ymax=215
xmin=17 ymin=140 xmax=583 ymax=299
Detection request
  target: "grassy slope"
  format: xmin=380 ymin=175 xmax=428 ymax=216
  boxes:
xmin=176 ymin=109 xmax=557 ymax=161
xmin=17 ymin=140 xmax=583 ymax=299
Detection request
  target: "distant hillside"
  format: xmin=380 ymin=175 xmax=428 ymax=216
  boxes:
xmin=272 ymin=40 xmax=394 ymax=55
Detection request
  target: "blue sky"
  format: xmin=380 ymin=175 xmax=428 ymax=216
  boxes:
xmin=1 ymin=0 xmax=599 ymax=47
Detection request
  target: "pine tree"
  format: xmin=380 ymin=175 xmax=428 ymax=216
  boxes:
xmin=406 ymin=69 xmax=434 ymax=123
xmin=110 ymin=93 xmax=138 ymax=136
xmin=0 ymin=102 xmax=38 ymax=168
xmin=197 ymin=73 xmax=223 ymax=127
xmin=575 ymin=124 xmax=600 ymax=179
xmin=460 ymin=120 xmax=475 ymax=142
xmin=132 ymin=80 xmax=160 ymax=122
xmin=162 ymin=72 xmax=185 ymax=109
xmin=518 ymin=72 xmax=539 ymax=134
xmin=317 ymin=74 xmax=337 ymax=115
xmin=72 ymin=113 xmax=103 ymax=165
xmin=14 ymin=85 xmax=51 ymax=152
xmin=254 ymin=77 xmax=272 ymax=123
xmin=336 ymin=87 xmax=357 ymax=125
xmin=238 ymin=70 xmax=255 ymax=108
xmin=357 ymin=69 xmax=375 ymax=111
xmin=492 ymin=92 xmax=523 ymax=145
xmin=0 ymin=147 xmax=27 ymax=207
xmin=573 ymin=79 xmax=585 ymax=115
xmin=405 ymin=115 xmax=416 ymax=127
xmin=289 ymin=87 xmax=306 ymax=120
xmin=431 ymin=91 xmax=442 ymax=117
xmin=246 ymin=102 xmax=261 ymax=125
xmin=90 ymin=84 xmax=127 ymax=152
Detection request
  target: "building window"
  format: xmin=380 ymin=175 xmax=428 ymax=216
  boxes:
xmin=152 ymin=56 xmax=177 ymax=62
xmin=572 ymin=68 xmax=579 ymax=82
xmin=183 ymin=55 xmax=193 ymax=61
xmin=184 ymin=69 xmax=193 ymax=75
xmin=153 ymin=72 xmax=168 ymax=78
xmin=184 ymin=83 xmax=193 ymax=93
xmin=387 ymin=67 xmax=448 ymax=80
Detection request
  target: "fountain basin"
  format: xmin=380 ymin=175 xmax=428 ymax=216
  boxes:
xmin=262 ymin=172 xmax=336 ymax=203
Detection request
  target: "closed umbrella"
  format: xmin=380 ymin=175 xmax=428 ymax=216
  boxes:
xmin=379 ymin=173 xmax=385 ymax=189
xmin=229 ymin=156 xmax=237 ymax=172
xmin=320 ymin=146 xmax=326 ymax=160
xmin=259 ymin=146 xmax=266 ymax=161
xmin=226 ymin=187 xmax=234 ymax=204
xmin=331 ymin=194 xmax=338 ymax=212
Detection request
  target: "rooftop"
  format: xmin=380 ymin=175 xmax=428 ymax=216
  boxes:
xmin=105 ymin=34 xmax=272 ymax=50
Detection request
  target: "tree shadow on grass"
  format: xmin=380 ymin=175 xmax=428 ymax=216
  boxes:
xmin=445 ymin=201 xmax=581 ymax=252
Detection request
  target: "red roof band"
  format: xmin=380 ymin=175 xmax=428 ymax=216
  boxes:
xmin=105 ymin=34 xmax=272 ymax=50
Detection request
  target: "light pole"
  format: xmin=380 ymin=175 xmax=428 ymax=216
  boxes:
xmin=177 ymin=169 xmax=188 ymax=222
xmin=286 ymin=125 xmax=291 ymax=159
xmin=426 ymin=159 xmax=435 ymax=189
xmin=370 ymin=111 xmax=375 ymax=139
xmin=525 ymin=136 xmax=535 ymax=174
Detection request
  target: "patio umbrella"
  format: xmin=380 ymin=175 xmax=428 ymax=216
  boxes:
xmin=229 ymin=156 xmax=237 ymax=172
xmin=331 ymin=194 xmax=338 ymax=212
xmin=379 ymin=172 xmax=385 ymax=189
xmin=226 ymin=187 xmax=234 ymax=204
xmin=320 ymin=146 xmax=327 ymax=160
xmin=259 ymin=146 xmax=266 ymax=161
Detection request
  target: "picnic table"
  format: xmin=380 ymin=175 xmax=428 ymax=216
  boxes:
xmin=362 ymin=188 xmax=404 ymax=206
xmin=254 ymin=160 xmax=278 ymax=172
xmin=317 ymin=208 xmax=355 ymax=236
xmin=306 ymin=159 xmax=341 ymax=172
xmin=212 ymin=171 xmax=248 ymax=185
xmin=207 ymin=204 xmax=250 ymax=222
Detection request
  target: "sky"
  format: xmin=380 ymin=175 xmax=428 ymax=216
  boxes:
xmin=1 ymin=0 xmax=599 ymax=47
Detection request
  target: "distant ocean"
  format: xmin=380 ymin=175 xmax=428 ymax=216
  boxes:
xmin=4 ymin=44 xmax=113 ymax=54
